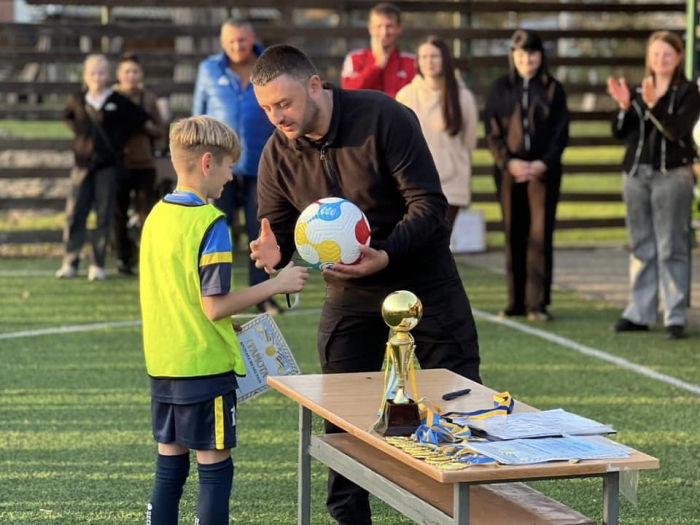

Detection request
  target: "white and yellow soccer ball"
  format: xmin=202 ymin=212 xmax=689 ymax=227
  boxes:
xmin=294 ymin=197 xmax=371 ymax=270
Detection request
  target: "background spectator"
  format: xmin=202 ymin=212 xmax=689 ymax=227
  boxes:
xmin=341 ymin=2 xmax=415 ymax=98
xmin=484 ymin=29 xmax=570 ymax=321
xmin=56 ymin=54 xmax=149 ymax=281
xmin=396 ymin=36 xmax=478 ymax=231
xmin=608 ymin=30 xmax=700 ymax=339
xmin=192 ymin=19 xmax=278 ymax=313
xmin=112 ymin=52 xmax=166 ymax=275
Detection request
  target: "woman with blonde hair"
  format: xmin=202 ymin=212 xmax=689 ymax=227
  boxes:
xmin=396 ymin=35 xmax=478 ymax=231
xmin=608 ymin=30 xmax=700 ymax=339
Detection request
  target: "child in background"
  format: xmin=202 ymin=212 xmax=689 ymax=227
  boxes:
xmin=112 ymin=52 xmax=166 ymax=275
xmin=139 ymin=115 xmax=308 ymax=525
xmin=57 ymin=54 xmax=151 ymax=280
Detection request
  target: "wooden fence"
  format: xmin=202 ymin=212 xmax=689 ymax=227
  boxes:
xmin=0 ymin=0 xmax=690 ymax=244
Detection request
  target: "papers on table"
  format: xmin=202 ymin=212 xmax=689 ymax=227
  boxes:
xmin=450 ymin=409 xmax=615 ymax=441
xmin=463 ymin=435 xmax=630 ymax=465
xmin=235 ymin=313 xmax=301 ymax=403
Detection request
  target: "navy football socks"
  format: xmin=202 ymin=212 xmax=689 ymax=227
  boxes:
xmin=147 ymin=452 xmax=190 ymax=525
xmin=196 ymin=457 xmax=234 ymax=525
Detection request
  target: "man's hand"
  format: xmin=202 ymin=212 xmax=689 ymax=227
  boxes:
xmin=322 ymin=245 xmax=389 ymax=281
xmin=607 ymin=76 xmax=631 ymax=111
xmin=371 ymin=36 xmax=389 ymax=68
xmin=249 ymin=218 xmax=281 ymax=274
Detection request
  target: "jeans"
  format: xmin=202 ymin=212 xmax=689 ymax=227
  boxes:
xmin=622 ymin=165 xmax=694 ymax=326
xmin=61 ymin=165 xmax=119 ymax=269
xmin=214 ymin=175 xmax=266 ymax=287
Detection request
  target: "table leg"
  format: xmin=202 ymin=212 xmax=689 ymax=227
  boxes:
xmin=603 ymin=472 xmax=620 ymax=525
xmin=299 ymin=406 xmax=311 ymax=525
xmin=453 ymin=482 xmax=470 ymax=524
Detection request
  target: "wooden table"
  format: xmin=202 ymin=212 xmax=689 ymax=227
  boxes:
xmin=268 ymin=369 xmax=659 ymax=525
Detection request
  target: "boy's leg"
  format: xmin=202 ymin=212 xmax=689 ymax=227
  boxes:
xmin=148 ymin=443 xmax=190 ymax=525
xmin=195 ymin=449 xmax=234 ymax=525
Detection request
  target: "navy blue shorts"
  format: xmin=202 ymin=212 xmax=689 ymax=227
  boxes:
xmin=152 ymin=391 xmax=237 ymax=450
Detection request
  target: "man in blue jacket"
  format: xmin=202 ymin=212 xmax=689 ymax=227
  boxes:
xmin=192 ymin=19 xmax=279 ymax=314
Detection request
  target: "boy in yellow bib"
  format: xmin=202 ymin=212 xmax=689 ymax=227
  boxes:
xmin=139 ymin=115 xmax=308 ymax=525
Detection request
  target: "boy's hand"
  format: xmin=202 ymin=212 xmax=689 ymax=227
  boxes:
xmin=322 ymin=245 xmax=389 ymax=281
xmin=274 ymin=262 xmax=309 ymax=294
xmin=250 ymin=218 xmax=281 ymax=274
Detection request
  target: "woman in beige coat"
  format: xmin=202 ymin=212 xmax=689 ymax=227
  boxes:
xmin=396 ymin=36 xmax=478 ymax=230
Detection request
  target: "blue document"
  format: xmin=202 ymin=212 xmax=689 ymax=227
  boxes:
xmin=464 ymin=436 xmax=630 ymax=465
xmin=451 ymin=409 xmax=615 ymax=440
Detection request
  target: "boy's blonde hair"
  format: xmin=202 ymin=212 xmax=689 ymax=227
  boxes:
xmin=170 ymin=116 xmax=241 ymax=172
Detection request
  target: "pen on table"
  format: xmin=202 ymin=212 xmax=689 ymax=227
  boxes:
xmin=441 ymin=388 xmax=472 ymax=401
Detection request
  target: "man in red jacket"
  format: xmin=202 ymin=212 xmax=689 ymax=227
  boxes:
xmin=341 ymin=2 xmax=415 ymax=98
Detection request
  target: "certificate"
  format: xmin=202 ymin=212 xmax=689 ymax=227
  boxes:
xmin=235 ymin=313 xmax=301 ymax=403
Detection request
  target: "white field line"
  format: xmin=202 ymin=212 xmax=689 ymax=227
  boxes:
xmin=2 ymin=305 xmax=697 ymax=395
xmin=472 ymin=309 xmax=700 ymax=395
xmin=0 ymin=308 xmax=323 ymax=341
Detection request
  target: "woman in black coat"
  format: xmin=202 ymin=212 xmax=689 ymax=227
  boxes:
xmin=484 ymin=29 xmax=570 ymax=321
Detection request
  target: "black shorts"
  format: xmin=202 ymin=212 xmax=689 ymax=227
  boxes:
xmin=152 ymin=391 xmax=237 ymax=450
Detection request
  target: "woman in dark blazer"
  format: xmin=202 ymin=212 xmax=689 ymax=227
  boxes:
xmin=484 ymin=29 xmax=570 ymax=321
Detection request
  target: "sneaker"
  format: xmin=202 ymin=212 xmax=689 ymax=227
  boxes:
xmin=257 ymin=298 xmax=282 ymax=316
xmin=612 ymin=318 xmax=648 ymax=333
xmin=497 ymin=307 xmax=526 ymax=319
xmin=87 ymin=265 xmax=106 ymax=281
xmin=527 ymin=309 xmax=553 ymax=322
xmin=55 ymin=265 xmax=77 ymax=279
xmin=665 ymin=325 xmax=685 ymax=340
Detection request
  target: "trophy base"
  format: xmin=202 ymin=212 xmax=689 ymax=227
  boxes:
xmin=375 ymin=399 xmax=421 ymax=437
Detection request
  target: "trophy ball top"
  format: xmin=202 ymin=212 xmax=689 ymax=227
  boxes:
xmin=381 ymin=290 xmax=423 ymax=331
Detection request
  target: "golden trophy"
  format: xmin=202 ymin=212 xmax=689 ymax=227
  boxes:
xmin=372 ymin=290 xmax=423 ymax=437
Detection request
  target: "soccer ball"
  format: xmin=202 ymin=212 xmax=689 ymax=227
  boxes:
xmin=294 ymin=197 xmax=371 ymax=270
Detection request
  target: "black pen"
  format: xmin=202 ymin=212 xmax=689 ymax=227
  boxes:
xmin=442 ymin=388 xmax=472 ymax=401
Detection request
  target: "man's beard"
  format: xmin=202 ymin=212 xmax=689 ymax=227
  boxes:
xmin=298 ymin=95 xmax=321 ymax=138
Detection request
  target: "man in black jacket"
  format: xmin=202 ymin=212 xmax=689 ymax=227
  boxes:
xmin=250 ymin=45 xmax=480 ymax=525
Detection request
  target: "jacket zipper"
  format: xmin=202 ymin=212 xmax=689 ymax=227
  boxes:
xmin=522 ymin=78 xmax=531 ymax=153
xmin=628 ymin=99 xmax=645 ymax=177
xmin=319 ymin=145 xmax=343 ymax=197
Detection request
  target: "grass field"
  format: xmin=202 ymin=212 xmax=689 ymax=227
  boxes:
xmin=1 ymin=254 xmax=699 ymax=525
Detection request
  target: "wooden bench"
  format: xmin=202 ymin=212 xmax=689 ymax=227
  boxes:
xmin=318 ymin=433 xmax=595 ymax=525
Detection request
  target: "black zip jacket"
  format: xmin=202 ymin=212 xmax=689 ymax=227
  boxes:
xmin=484 ymin=73 xmax=569 ymax=180
xmin=64 ymin=91 xmax=149 ymax=170
xmin=257 ymin=83 xmax=452 ymax=287
xmin=612 ymin=79 xmax=700 ymax=176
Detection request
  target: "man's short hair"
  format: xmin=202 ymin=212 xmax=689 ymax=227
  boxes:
xmin=250 ymin=45 xmax=318 ymax=86
xmin=370 ymin=2 xmax=402 ymax=24
xmin=170 ymin=116 xmax=241 ymax=170
xmin=221 ymin=18 xmax=254 ymax=36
